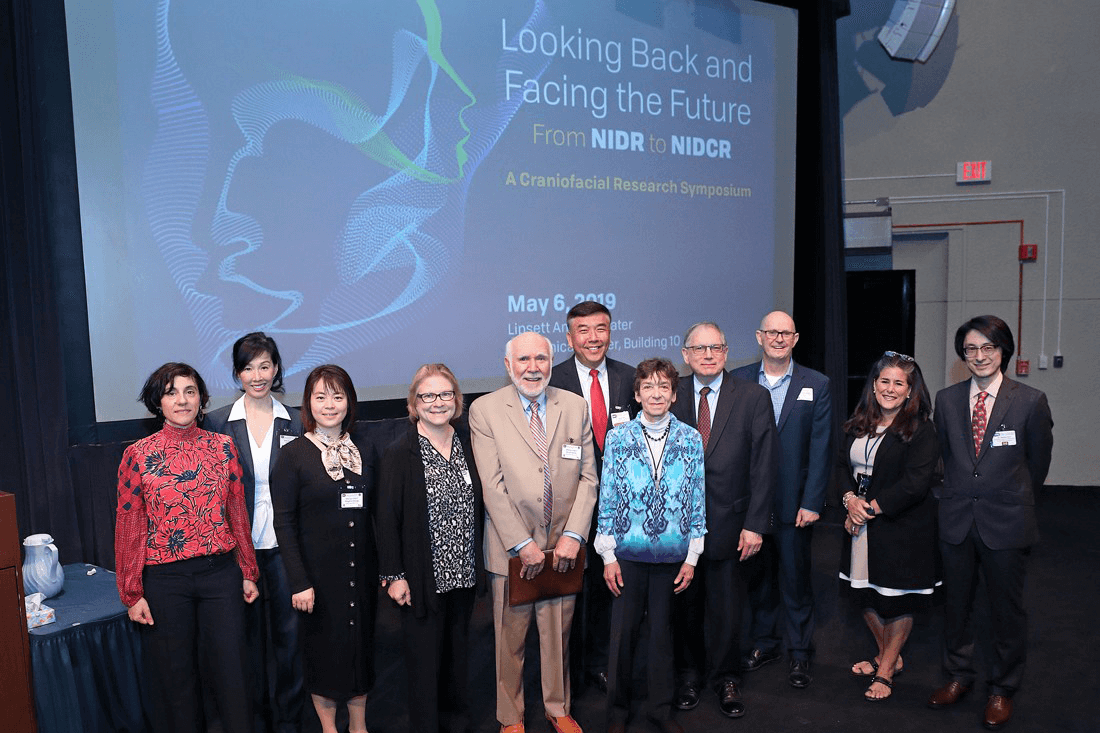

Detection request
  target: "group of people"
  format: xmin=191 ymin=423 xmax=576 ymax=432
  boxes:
xmin=114 ymin=304 xmax=1052 ymax=733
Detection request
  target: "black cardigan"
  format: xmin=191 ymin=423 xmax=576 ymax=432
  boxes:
xmin=376 ymin=422 xmax=484 ymax=618
xmin=831 ymin=419 xmax=941 ymax=590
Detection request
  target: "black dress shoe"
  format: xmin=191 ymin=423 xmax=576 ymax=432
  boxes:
xmin=788 ymin=658 xmax=812 ymax=689
xmin=716 ymin=680 xmax=745 ymax=718
xmin=586 ymin=670 xmax=609 ymax=694
xmin=675 ymin=680 xmax=701 ymax=710
xmin=741 ymin=648 xmax=781 ymax=672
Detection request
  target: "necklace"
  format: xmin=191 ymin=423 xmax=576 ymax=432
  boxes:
xmin=643 ymin=421 xmax=671 ymax=486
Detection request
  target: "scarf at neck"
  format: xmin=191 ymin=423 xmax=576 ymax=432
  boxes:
xmin=314 ymin=431 xmax=361 ymax=481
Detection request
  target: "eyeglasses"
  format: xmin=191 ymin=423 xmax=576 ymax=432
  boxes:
xmin=962 ymin=344 xmax=997 ymax=358
xmin=758 ymin=329 xmax=796 ymax=340
xmin=883 ymin=350 xmax=915 ymax=362
xmin=685 ymin=344 xmax=728 ymax=355
xmin=416 ymin=391 xmax=455 ymax=404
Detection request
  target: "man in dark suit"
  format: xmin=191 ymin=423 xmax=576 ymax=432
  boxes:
xmin=732 ymin=311 xmax=831 ymax=689
xmin=549 ymin=300 xmax=637 ymax=694
xmin=671 ymin=321 xmax=778 ymax=719
xmin=928 ymin=315 xmax=1053 ymax=731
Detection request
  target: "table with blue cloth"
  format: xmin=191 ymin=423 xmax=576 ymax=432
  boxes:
xmin=29 ymin=563 xmax=151 ymax=733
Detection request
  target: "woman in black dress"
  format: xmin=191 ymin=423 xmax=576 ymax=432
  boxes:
xmin=378 ymin=363 xmax=483 ymax=733
xmin=273 ymin=364 xmax=377 ymax=733
xmin=834 ymin=351 xmax=939 ymax=702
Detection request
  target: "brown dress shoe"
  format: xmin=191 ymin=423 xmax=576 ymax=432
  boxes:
xmin=928 ymin=679 xmax=971 ymax=708
xmin=983 ymin=695 xmax=1013 ymax=730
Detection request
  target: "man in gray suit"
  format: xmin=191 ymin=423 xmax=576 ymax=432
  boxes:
xmin=470 ymin=331 xmax=599 ymax=733
xmin=927 ymin=315 xmax=1053 ymax=731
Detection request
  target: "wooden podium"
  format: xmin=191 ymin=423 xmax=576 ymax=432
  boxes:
xmin=0 ymin=492 xmax=36 ymax=732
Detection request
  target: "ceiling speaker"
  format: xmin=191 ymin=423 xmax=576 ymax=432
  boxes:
xmin=878 ymin=0 xmax=956 ymax=62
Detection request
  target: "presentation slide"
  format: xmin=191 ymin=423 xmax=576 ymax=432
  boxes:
xmin=64 ymin=0 xmax=798 ymax=422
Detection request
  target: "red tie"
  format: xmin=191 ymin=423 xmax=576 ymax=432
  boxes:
xmin=698 ymin=386 xmax=712 ymax=450
xmin=589 ymin=369 xmax=607 ymax=451
xmin=972 ymin=391 xmax=988 ymax=457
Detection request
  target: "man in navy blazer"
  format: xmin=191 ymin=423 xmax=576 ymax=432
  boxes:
xmin=731 ymin=311 xmax=831 ymax=690
xmin=671 ymin=321 xmax=778 ymax=719
xmin=549 ymin=300 xmax=638 ymax=694
xmin=928 ymin=315 xmax=1053 ymax=731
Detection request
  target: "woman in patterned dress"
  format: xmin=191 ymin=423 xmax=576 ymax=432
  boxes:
xmin=378 ymin=363 xmax=483 ymax=733
xmin=115 ymin=362 xmax=259 ymax=733
xmin=273 ymin=364 xmax=378 ymax=733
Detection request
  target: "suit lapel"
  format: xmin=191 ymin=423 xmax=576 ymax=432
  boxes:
xmin=505 ymin=389 xmax=544 ymax=459
xmin=976 ymin=378 xmax=1017 ymax=464
xmin=544 ymin=389 xmax=565 ymax=446
xmin=706 ymin=371 xmax=736 ymax=459
xmin=230 ymin=419 xmax=256 ymax=478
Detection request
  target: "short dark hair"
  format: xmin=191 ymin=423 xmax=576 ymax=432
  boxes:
xmin=406 ymin=363 xmax=464 ymax=423
xmin=231 ymin=331 xmax=285 ymax=393
xmin=566 ymin=300 xmax=611 ymax=327
xmin=139 ymin=362 xmax=210 ymax=421
xmin=954 ymin=315 xmax=1014 ymax=373
xmin=633 ymin=357 xmax=680 ymax=395
xmin=301 ymin=364 xmax=358 ymax=434
xmin=843 ymin=352 xmax=932 ymax=442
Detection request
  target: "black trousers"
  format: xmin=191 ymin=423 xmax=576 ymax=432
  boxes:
xmin=607 ymin=560 xmax=679 ymax=725
xmin=744 ymin=524 xmax=815 ymax=660
xmin=141 ymin=553 xmax=251 ymax=733
xmin=940 ymin=524 xmax=1030 ymax=697
xmin=400 ymin=586 xmax=476 ymax=733
xmin=673 ymin=554 xmax=744 ymax=688
xmin=247 ymin=548 xmax=304 ymax=733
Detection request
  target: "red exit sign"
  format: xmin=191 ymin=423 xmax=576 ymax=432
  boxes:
xmin=956 ymin=160 xmax=992 ymax=183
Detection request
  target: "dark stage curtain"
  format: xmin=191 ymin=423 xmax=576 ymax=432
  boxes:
xmin=1 ymin=0 xmax=850 ymax=561
xmin=0 ymin=0 xmax=84 ymax=561
xmin=790 ymin=0 xmax=850 ymax=441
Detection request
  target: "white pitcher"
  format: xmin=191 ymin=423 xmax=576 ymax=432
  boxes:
xmin=22 ymin=533 xmax=65 ymax=599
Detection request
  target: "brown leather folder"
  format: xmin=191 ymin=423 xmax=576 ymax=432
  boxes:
xmin=507 ymin=547 xmax=586 ymax=606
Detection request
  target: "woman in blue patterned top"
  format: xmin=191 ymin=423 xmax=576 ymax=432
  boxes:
xmin=594 ymin=357 xmax=706 ymax=733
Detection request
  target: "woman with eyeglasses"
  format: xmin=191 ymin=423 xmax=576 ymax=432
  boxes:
xmin=272 ymin=365 xmax=378 ymax=733
xmin=377 ymin=364 xmax=483 ymax=733
xmin=833 ymin=351 xmax=940 ymax=702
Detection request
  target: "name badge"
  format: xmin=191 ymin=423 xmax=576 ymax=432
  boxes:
xmin=340 ymin=492 xmax=364 ymax=509
xmin=279 ymin=434 xmax=297 ymax=447
xmin=991 ymin=430 xmax=1017 ymax=447
xmin=561 ymin=444 xmax=582 ymax=460
xmin=610 ymin=410 xmax=630 ymax=427
xmin=797 ymin=387 xmax=814 ymax=401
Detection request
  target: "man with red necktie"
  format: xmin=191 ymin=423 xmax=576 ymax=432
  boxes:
xmin=929 ymin=315 xmax=1053 ymax=731
xmin=550 ymin=300 xmax=638 ymax=695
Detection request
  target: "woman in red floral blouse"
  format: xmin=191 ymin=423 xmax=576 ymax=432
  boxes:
xmin=115 ymin=362 xmax=260 ymax=733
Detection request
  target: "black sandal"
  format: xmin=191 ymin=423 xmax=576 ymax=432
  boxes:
xmin=865 ymin=675 xmax=893 ymax=702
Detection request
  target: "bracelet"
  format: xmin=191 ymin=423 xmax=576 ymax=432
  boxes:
xmin=841 ymin=491 xmax=855 ymax=509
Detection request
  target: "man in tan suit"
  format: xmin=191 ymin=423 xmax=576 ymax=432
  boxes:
xmin=470 ymin=331 xmax=599 ymax=733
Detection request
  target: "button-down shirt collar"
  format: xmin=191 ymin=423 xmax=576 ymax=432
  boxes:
xmin=757 ymin=359 xmax=794 ymax=424
xmin=518 ymin=388 xmax=548 ymax=424
xmin=969 ymin=369 xmax=1003 ymax=417
xmin=573 ymin=356 xmax=609 ymax=413
xmin=693 ymin=371 xmax=723 ymax=415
